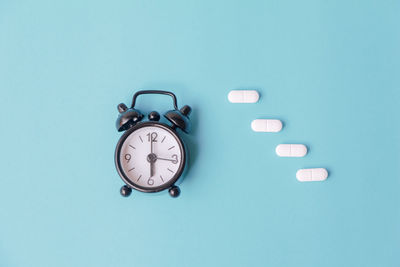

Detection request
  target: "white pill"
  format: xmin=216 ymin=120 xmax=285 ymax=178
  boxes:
xmin=228 ymin=90 xmax=259 ymax=103
xmin=251 ymin=119 xmax=282 ymax=132
xmin=296 ymin=168 xmax=328 ymax=182
xmin=275 ymin=144 xmax=307 ymax=157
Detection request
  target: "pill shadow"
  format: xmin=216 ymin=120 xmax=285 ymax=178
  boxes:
xmin=323 ymin=168 xmax=332 ymax=180
xmin=279 ymin=119 xmax=286 ymax=131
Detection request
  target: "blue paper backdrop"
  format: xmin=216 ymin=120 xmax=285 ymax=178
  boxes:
xmin=1 ymin=1 xmax=399 ymax=266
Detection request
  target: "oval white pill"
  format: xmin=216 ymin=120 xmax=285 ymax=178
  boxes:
xmin=228 ymin=90 xmax=259 ymax=103
xmin=251 ymin=119 xmax=282 ymax=132
xmin=296 ymin=168 xmax=328 ymax=182
xmin=275 ymin=144 xmax=307 ymax=157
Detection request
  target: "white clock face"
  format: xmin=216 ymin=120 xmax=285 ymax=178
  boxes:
xmin=118 ymin=124 xmax=184 ymax=190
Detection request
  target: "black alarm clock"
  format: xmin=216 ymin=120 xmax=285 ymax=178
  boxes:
xmin=114 ymin=90 xmax=191 ymax=198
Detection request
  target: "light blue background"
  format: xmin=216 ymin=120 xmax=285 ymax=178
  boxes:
xmin=1 ymin=1 xmax=399 ymax=266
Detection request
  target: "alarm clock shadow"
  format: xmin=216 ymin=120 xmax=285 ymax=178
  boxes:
xmin=179 ymin=105 xmax=199 ymax=183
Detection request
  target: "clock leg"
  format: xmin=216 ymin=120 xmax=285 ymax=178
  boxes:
xmin=168 ymin=185 xmax=180 ymax=198
xmin=120 ymin=185 xmax=132 ymax=197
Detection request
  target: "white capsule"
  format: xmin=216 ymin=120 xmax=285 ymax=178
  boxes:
xmin=296 ymin=168 xmax=328 ymax=182
xmin=228 ymin=90 xmax=259 ymax=103
xmin=275 ymin=144 xmax=307 ymax=157
xmin=251 ymin=119 xmax=282 ymax=132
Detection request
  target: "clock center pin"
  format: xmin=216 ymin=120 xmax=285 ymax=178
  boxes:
xmin=147 ymin=153 xmax=157 ymax=163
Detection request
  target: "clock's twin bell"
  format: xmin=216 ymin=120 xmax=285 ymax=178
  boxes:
xmin=116 ymin=90 xmax=191 ymax=133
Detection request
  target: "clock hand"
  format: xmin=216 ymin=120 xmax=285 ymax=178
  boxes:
xmin=156 ymin=157 xmax=174 ymax=162
xmin=150 ymin=161 xmax=155 ymax=177
xmin=149 ymin=136 xmax=154 ymax=177
xmin=156 ymin=156 xmax=178 ymax=164
xmin=151 ymin=137 xmax=153 ymax=154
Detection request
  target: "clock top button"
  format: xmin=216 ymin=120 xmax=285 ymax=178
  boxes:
xmin=148 ymin=111 xmax=160 ymax=121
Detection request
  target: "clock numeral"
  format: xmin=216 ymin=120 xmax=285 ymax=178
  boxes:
xmin=147 ymin=178 xmax=154 ymax=186
xmin=147 ymin=132 xmax=158 ymax=142
xmin=171 ymin=154 xmax=178 ymax=164
xmin=124 ymin=154 xmax=131 ymax=162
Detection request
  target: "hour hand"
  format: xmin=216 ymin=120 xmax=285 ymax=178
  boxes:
xmin=147 ymin=153 xmax=157 ymax=177
xmin=150 ymin=161 xmax=155 ymax=177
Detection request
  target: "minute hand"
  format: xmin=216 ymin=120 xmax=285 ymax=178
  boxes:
xmin=150 ymin=137 xmax=154 ymax=177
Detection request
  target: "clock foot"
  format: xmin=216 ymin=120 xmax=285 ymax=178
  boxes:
xmin=168 ymin=185 xmax=180 ymax=198
xmin=120 ymin=185 xmax=132 ymax=197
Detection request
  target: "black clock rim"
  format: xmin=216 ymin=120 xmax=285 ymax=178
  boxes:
xmin=115 ymin=121 xmax=186 ymax=193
